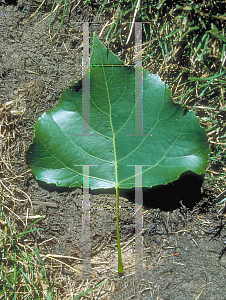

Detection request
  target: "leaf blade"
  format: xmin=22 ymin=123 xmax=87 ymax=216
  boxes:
xmin=26 ymin=34 xmax=210 ymax=190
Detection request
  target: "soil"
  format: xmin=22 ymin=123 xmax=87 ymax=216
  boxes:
xmin=0 ymin=1 xmax=226 ymax=299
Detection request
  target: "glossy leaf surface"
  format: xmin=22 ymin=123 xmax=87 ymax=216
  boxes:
xmin=26 ymin=34 xmax=210 ymax=189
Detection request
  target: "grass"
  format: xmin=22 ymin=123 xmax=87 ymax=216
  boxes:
xmin=0 ymin=197 xmax=54 ymax=299
xmin=0 ymin=196 xmax=110 ymax=298
xmin=2 ymin=0 xmax=226 ymax=297
xmin=23 ymin=0 xmax=80 ymax=40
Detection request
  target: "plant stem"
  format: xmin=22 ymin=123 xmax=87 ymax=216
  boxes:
xmin=116 ymin=186 xmax=124 ymax=276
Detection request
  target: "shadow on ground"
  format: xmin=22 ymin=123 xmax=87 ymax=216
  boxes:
xmin=90 ymin=171 xmax=204 ymax=210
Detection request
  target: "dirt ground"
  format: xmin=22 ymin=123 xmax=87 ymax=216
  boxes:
xmin=1 ymin=1 xmax=226 ymax=299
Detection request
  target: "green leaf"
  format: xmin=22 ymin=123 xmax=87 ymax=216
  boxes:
xmin=25 ymin=33 xmax=210 ymax=190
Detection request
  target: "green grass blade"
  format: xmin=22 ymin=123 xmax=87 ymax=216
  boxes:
xmin=73 ymin=279 xmax=107 ymax=299
xmin=99 ymin=0 xmax=108 ymax=16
